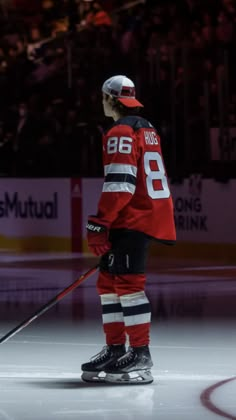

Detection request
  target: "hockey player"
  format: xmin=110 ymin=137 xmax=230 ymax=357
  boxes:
xmin=81 ymin=75 xmax=176 ymax=384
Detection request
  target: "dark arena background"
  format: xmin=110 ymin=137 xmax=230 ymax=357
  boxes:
xmin=0 ymin=1 xmax=236 ymax=419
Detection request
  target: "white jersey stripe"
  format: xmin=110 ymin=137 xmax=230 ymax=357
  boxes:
xmin=102 ymin=182 xmax=135 ymax=194
xmin=104 ymin=164 xmax=137 ymax=176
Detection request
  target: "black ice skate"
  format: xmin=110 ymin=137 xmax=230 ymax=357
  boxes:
xmin=81 ymin=344 xmax=126 ymax=382
xmin=104 ymin=345 xmax=153 ymax=385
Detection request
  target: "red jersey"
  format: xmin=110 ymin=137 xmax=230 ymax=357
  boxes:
xmin=97 ymin=116 xmax=176 ymax=243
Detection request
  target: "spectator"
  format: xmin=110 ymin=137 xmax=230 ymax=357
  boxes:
xmin=0 ymin=127 xmax=14 ymax=175
xmin=0 ymin=0 xmax=236 ymax=178
xmin=11 ymin=101 xmax=41 ymax=175
xmin=85 ymin=1 xmax=112 ymax=27
xmin=216 ymin=10 xmax=234 ymax=45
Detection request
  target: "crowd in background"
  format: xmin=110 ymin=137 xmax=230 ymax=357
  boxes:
xmin=0 ymin=0 xmax=236 ymax=178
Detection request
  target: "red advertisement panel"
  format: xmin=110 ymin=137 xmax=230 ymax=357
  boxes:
xmin=71 ymin=178 xmax=82 ymax=252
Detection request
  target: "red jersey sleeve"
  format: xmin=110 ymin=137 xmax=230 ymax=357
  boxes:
xmin=97 ymin=124 xmax=138 ymax=226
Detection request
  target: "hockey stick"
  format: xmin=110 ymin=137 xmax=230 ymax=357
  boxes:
xmin=0 ymin=265 xmax=98 ymax=344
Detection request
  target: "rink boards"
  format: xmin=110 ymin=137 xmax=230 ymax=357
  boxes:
xmin=0 ymin=177 xmax=235 ymax=260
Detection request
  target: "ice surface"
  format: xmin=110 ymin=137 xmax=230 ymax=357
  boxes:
xmin=0 ymin=254 xmax=235 ymax=420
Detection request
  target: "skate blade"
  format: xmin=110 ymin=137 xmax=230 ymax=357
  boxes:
xmin=81 ymin=371 xmax=106 ymax=383
xmin=105 ymin=370 xmax=153 ymax=385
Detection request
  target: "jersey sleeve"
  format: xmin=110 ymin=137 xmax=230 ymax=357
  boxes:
xmin=97 ymin=124 xmax=138 ymax=226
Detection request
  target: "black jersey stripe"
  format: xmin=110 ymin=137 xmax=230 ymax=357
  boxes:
xmin=105 ymin=173 xmax=136 ymax=185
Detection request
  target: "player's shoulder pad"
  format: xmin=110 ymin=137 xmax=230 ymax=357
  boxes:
xmin=113 ymin=116 xmax=155 ymax=132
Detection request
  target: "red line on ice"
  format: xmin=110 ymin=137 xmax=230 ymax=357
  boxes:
xmin=200 ymin=377 xmax=236 ymax=420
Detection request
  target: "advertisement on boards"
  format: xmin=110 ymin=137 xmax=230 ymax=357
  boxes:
xmin=82 ymin=177 xmax=236 ymax=245
xmin=172 ymin=176 xmax=236 ymax=243
xmin=1 ymin=177 xmax=235 ymax=252
xmin=0 ymin=178 xmax=82 ymax=251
